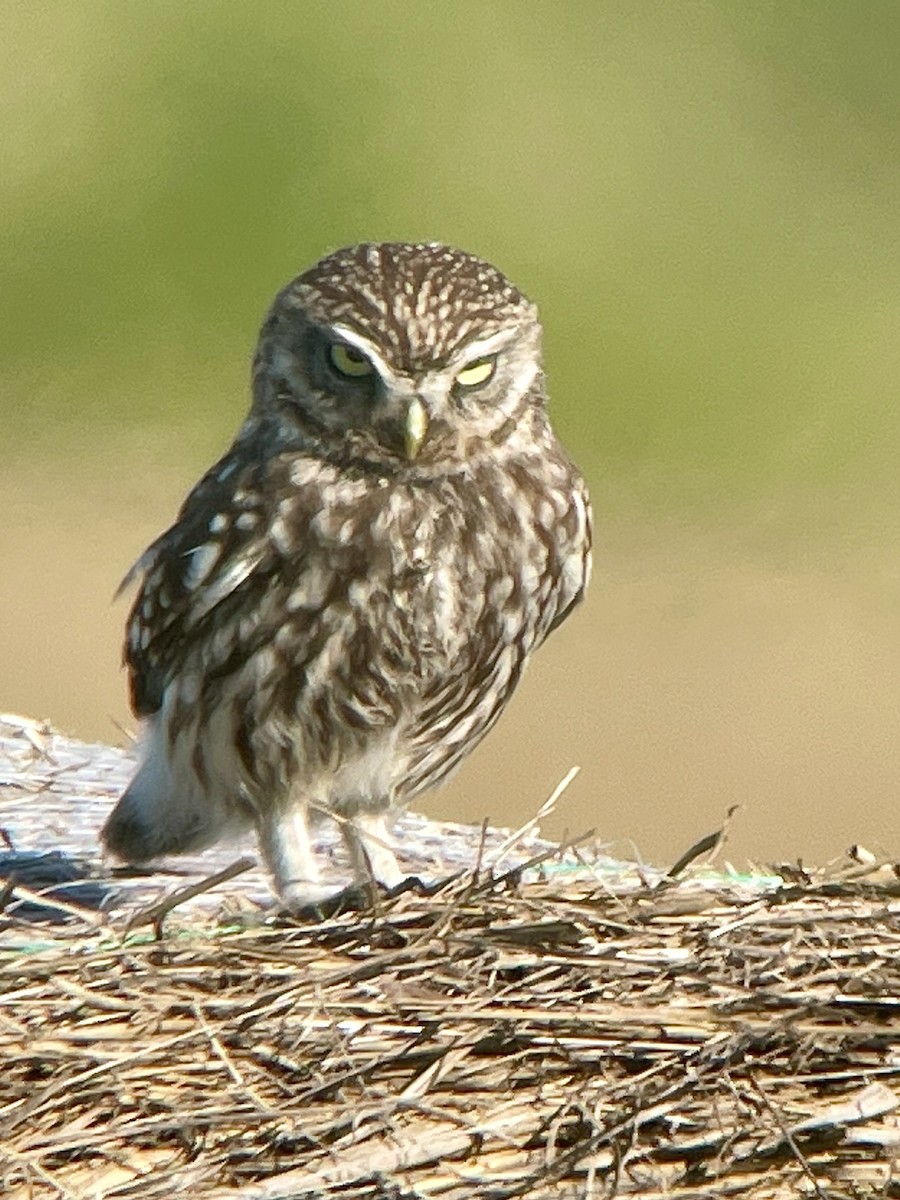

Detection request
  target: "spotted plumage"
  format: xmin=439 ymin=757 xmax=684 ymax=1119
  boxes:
xmin=102 ymin=242 xmax=592 ymax=907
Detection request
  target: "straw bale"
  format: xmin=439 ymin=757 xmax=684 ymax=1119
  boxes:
xmin=2 ymin=714 xmax=900 ymax=1198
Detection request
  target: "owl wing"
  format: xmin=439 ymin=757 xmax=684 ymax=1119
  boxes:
xmin=542 ymin=474 xmax=593 ymax=641
xmin=121 ymin=451 xmax=278 ymax=718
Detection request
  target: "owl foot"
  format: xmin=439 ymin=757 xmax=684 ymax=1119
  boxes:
xmin=280 ymin=872 xmax=450 ymax=920
xmin=281 ymin=880 xmax=377 ymax=921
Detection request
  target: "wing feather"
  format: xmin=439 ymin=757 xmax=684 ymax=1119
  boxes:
xmin=122 ymin=452 xmax=276 ymax=716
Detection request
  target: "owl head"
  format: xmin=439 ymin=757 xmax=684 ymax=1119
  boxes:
xmin=250 ymin=242 xmax=546 ymax=471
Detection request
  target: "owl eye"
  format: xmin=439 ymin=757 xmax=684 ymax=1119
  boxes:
xmin=329 ymin=343 xmax=375 ymax=378
xmin=455 ymin=356 xmax=496 ymax=390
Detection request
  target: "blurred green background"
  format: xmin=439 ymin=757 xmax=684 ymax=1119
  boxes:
xmin=4 ymin=1 xmax=900 ymax=869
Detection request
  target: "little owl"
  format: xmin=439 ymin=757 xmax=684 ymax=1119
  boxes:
xmin=102 ymin=242 xmax=592 ymax=907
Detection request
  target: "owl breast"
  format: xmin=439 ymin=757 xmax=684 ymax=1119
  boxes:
xmin=250 ymin=453 xmax=585 ymax=802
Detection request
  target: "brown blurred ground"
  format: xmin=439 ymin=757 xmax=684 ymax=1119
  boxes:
xmin=5 ymin=454 xmax=898 ymax=870
xmin=4 ymin=2 xmax=900 ymax=870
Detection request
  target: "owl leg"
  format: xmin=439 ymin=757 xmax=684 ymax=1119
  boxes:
xmin=257 ymin=804 xmax=336 ymax=909
xmin=341 ymin=812 xmax=405 ymax=890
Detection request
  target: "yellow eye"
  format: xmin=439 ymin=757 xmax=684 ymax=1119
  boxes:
xmin=455 ymin=356 xmax=496 ymax=390
xmin=329 ymin=343 xmax=374 ymax=378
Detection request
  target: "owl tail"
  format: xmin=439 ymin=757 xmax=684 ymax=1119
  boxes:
xmin=101 ymin=717 xmax=233 ymax=862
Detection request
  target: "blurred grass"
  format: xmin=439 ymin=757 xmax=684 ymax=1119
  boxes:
xmin=3 ymin=1 xmax=900 ymax=864
xmin=5 ymin=1 xmax=900 ymax=505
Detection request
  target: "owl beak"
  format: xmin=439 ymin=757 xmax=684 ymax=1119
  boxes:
xmin=404 ymin=397 xmax=428 ymax=459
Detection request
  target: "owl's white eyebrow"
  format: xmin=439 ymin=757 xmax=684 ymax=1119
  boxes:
xmin=329 ymin=325 xmax=392 ymax=379
xmin=453 ymin=329 xmax=516 ymax=365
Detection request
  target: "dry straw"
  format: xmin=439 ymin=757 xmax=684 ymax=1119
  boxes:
xmin=2 ymin=715 xmax=900 ymax=1198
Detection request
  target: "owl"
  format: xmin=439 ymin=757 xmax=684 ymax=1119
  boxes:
xmin=102 ymin=243 xmax=592 ymax=908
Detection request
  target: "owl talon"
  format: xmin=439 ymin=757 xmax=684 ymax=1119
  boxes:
xmin=384 ymin=872 xmax=463 ymax=900
xmin=384 ymin=874 xmax=424 ymax=898
xmin=284 ymin=882 xmax=375 ymax=921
